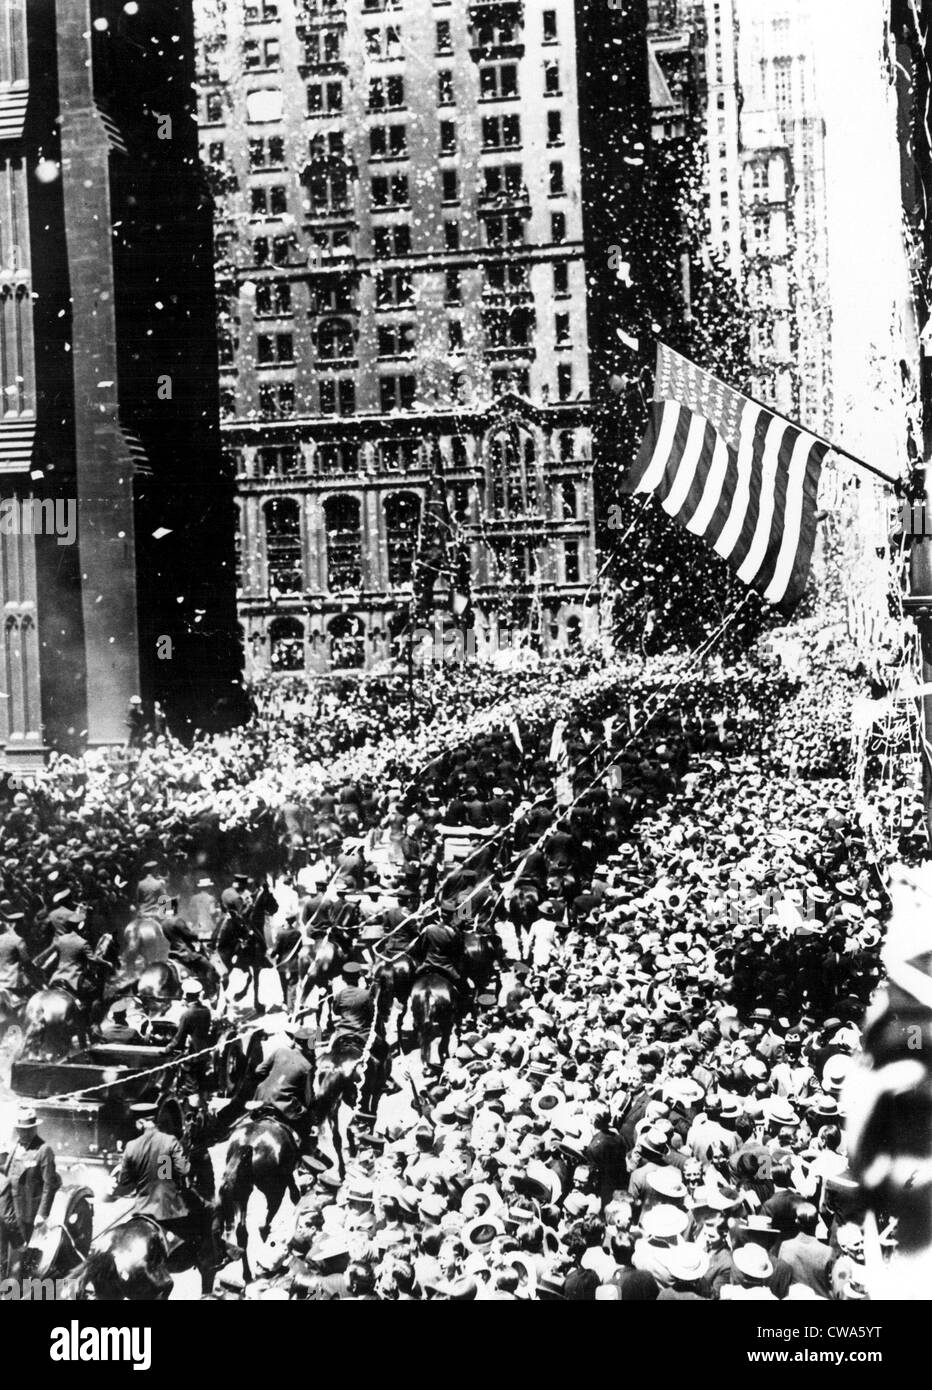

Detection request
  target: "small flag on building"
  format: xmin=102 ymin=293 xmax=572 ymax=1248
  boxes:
xmin=623 ymin=344 xmax=832 ymax=611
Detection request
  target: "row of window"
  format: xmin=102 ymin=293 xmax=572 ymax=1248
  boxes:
xmin=251 ymin=429 xmax=583 ymax=481
xmin=262 ymin=487 xmax=582 ymax=597
xmin=252 ymin=308 xmax=566 ymax=363
xmin=235 ymin=261 xmax=571 ymax=322
xmin=222 ymin=363 xmax=577 ymax=420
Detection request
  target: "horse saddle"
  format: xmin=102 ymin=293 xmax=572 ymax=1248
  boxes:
xmin=243 ymin=1103 xmax=303 ymax=1150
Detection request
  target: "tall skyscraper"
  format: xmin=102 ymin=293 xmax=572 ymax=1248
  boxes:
xmin=0 ymin=0 xmax=238 ymax=766
xmin=195 ymin=0 xmax=624 ymax=677
xmin=735 ymin=0 xmax=833 ymax=435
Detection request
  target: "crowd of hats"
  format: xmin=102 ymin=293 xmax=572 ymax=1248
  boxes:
xmin=213 ymin=668 xmax=893 ymax=1300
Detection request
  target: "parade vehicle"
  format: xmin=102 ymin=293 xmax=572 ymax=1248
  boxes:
xmin=9 ymin=1016 xmax=265 ymax=1167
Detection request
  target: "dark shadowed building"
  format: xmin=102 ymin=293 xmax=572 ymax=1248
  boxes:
xmin=0 ymin=0 xmax=240 ymax=769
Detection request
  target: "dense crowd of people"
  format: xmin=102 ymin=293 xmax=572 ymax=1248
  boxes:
xmin=0 ymin=634 xmax=919 ymax=1299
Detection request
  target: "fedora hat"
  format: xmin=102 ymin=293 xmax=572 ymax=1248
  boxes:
xmin=733 ymin=1243 xmax=774 ymax=1281
xmin=640 ymin=1204 xmax=689 ymax=1241
xmin=462 ymin=1214 xmax=505 ymax=1251
xmin=460 ymin=1183 xmax=503 ymax=1219
xmin=15 ymin=1106 xmax=38 ymax=1130
xmin=662 ymin=1241 xmax=710 ymax=1282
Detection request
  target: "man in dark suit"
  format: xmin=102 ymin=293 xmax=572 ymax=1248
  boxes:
xmin=45 ymin=923 xmax=93 ymax=998
xmin=2 ymin=1108 xmax=58 ymax=1252
xmin=776 ymin=1202 xmax=834 ymax=1297
xmin=252 ymin=1030 xmax=316 ymax=1137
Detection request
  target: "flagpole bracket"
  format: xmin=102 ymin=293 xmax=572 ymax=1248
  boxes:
xmin=903 ymin=596 xmax=932 ymax=623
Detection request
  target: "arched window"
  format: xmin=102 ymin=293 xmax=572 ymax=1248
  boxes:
xmin=269 ymin=617 xmax=305 ymax=671
xmin=324 ymin=494 xmax=362 ymax=590
xmin=316 ymin=316 xmax=355 ymax=361
xmin=384 ymin=491 xmax=421 ymax=585
xmin=487 ymin=429 xmax=538 ymax=518
xmin=264 ymin=498 xmax=303 ymax=594
xmin=328 ymin=613 xmax=365 ymax=668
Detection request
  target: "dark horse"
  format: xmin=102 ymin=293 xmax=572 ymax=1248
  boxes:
xmin=72 ymin=1194 xmax=222 ymax=1300
xmin=22 ymin=987 xmax=88 ymax=1059
xmin=295 ymin=936 xmax=345 ymax=1025
xmin=72 ymin=1217 xmax=174 ymax=1300
xmin=311 ymin=1028 xmax=392 ymax=1180
xmin=218 ymin=1118 xmax=301 ymax=1284
xmin=410 ymin=973 xmax=456 ymax=1071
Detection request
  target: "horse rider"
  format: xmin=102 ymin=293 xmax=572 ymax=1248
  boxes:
xmin=412 ymin=917 xmax=467 ymax=1002
xmin=42 ymin=914 xmax=95 ymax=1004
xmin=328 ymin=962 xmax=377 ymax=1062
xmin=0 ymin=912 xmax=43 ymax=1012
xmin=250 ymin=1027 xmax=318 ymax=1148
xmin=0 ymin=1107 xmax=59 ymax=1275
xmin=107 ymin=1101 xmax=222 ymax=1263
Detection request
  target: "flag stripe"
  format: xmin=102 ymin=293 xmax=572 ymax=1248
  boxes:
xmin=629 ymin=400 xmax=680 ymax=494
xmin=661 ymin=411 xmax=709 ymax=517
xmin=653 ymin=404 xmax=694 ymax=503
xmin=622 ymin=343 xmax=829 ymax=612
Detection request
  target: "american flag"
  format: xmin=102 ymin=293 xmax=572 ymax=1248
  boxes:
xmin=623 ymin=344 xmax=831 ymax=612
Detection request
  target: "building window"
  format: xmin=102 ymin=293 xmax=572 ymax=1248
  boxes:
xmin=544 ymin=61 xmax=560 ymax=95
xmin=258 ymin=445 xmax=300 ymax=478
xmin=317 ymin=442 xmax=358 ymax=475
xmin=561 ymin=480 xmax=577 ymax=519
xmin=369 ymin=75 xmax=405 ymax=109
xmin=557 ymin=364 xmax=573 ymax=401
xmin=553 ymin=262 xmax=569 ymax=295
xmin=256 ymin=331 xmax=294 ymax=363
xmin=543 ymin=9 xmax=558 ymax=42
xmin=304 ymin=26 xmax=344 ymax=65
xmin=436 ymin=19 xmax=452 ymax=53
xmin=438 ymin=69 xmax=454 ymax=105
xmin=307 ymin=81 xmax=343 ymax=114
xmin=385 ymin=492 xmax=421 ymax=584
xmin=551 ymin=211 xmax=566 ymax=242
xmin=445 ymin=269 xmax=462 ymax=304
xmin=324 ymin=495 xmax=363 ymax=589
xmin=265 ymin=499 xmax=303 ymax=595
xmin=549 ymin=161 xmax=565 ymax=195
xmin=269 ymin=618 xmax=305 ymax=672
xmin=564 ymin=541 xmax=580 ymax=583
xmin=319 ymin=377 xmax=356 ymax=414
xmin=376 ymin=268 xmax=413 ymax=305
xmin=480 ymin=62 xmax=518 ymax=99
xmin=251 ymin=184 xmax=288 ymax=216
xmin=442 ymin=170 xmax=459 ymax=203
xmin=555 ymin=312 xmax=570 ymax=346
xmin=449 ymin=320 xmax=463 ymax=351
xmin=440 ymin=121 xmax=457 ymax=155
xmin=377 ymin=321 xmax=414 ymax=356
xmin=316 ymin=316 xmax=355 ymax=361
xmin=370 ymin=124 xmax=408 ymax=159
xmin=327 ymin=613 xmax=365 ymax=668
xmin=380 ymin=374 xmax=416 ymax=411
xmin=248 ymin=135 xmax=285 ymax=166
xmin=482 ymin=114 xmax=521 ymax=150
xmin=307 ymin=167 xmax=349 ymax=213
xmin=444 ymin=220 xmax=460 ymax=250
xmin=365 ymin=24 xmax=402 ymax=59
xmin=373 ymin=224 xmax=411 ymax=257
xmin=547 ymin=111 xmax=563 ymax=145
xmin=371 ymin=173 xmax=409 ymax=207
xmin=482 ymin=213 xmax=526 ymax=248
xmin=206 ymin=91 xmax=223 ymax=123
xmin=255 ymin=281 xmax=292 ymax=316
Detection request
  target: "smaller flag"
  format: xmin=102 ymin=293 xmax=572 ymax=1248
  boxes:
xmin=624 ymin=344 xmax=831 ymax=611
